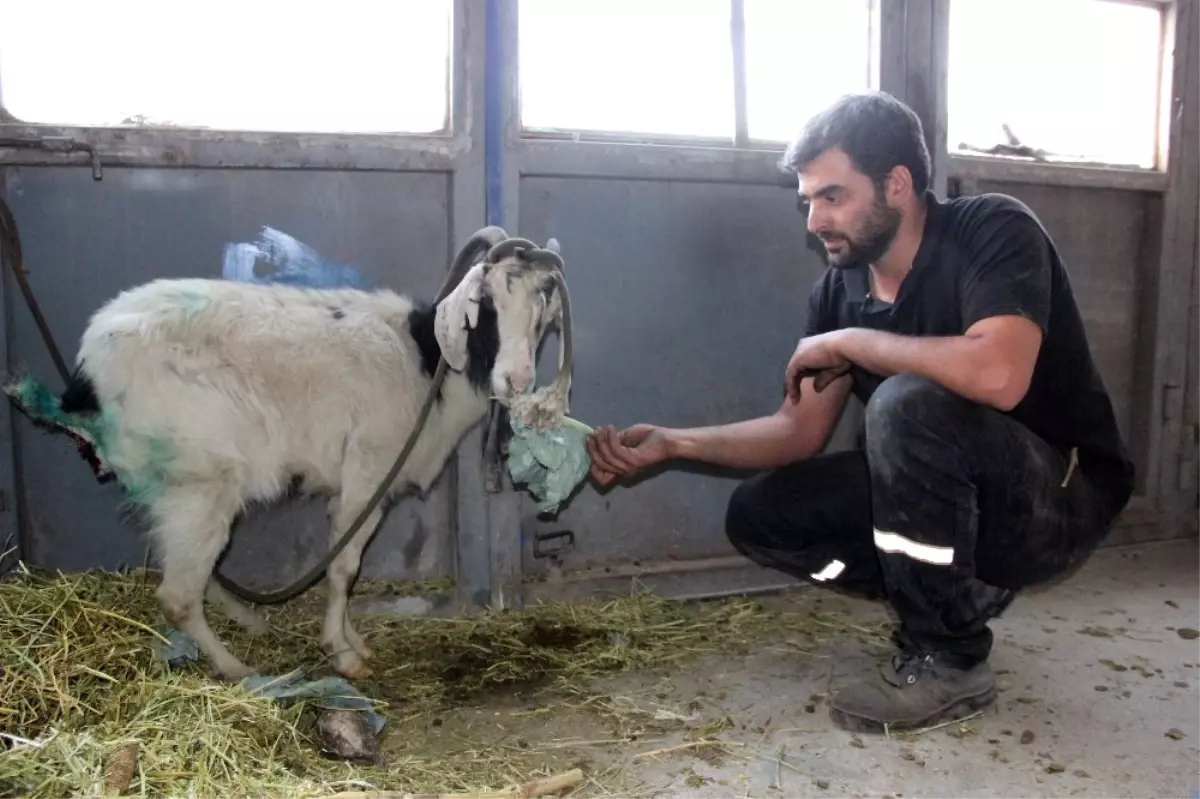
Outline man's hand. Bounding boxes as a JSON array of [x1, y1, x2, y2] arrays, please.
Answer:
[[586, 424, 674, 486], [785, 331, 853, 403]]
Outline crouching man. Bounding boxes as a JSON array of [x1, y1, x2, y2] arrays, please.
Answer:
[[586, 91, 1134, 734]]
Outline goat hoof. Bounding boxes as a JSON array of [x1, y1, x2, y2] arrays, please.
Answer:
[[247, 622, 270, 638], [214, 662, 256, 683], [345, 630, 373, 661], [241, 615, 271, 637], [335, 657, 373, 680]]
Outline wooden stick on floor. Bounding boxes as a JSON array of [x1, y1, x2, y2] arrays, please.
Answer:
[[319, 767, 584, 799]]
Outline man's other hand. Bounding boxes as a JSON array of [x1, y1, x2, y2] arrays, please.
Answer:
[[785, 331, 853, 403]]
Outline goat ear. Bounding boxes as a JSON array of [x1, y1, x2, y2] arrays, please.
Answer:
[[545, 237, 561, 255], [434, 264, 485, 372]]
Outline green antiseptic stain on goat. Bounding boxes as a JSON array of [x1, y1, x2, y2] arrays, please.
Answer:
[[5, 374, 175, 508], [176, 288, 212, 316], [116, 434, 175, 507]]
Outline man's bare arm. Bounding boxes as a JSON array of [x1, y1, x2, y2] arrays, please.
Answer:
[[834, 315, 1042, 411], [665, 372, 853, 469]]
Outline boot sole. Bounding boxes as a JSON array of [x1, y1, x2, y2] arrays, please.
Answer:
[[829, 685, 998, 735]]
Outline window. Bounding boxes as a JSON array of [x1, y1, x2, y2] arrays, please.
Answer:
[[743, 0, 877, 143], [947, 0, 1166, 169], [518, 0, 735, 139], [0, 0, 452, 134], [519, 0, 879, 144]]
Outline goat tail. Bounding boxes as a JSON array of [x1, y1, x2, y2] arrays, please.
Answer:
[[4, 369, 116, 481], [5, 369, 95, 428]]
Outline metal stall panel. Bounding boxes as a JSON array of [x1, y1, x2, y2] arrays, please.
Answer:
[[490, 0, 878, 602], [515, 172, 862, 600], [3, 166, 457, 586], [0, 0, 492, 597]]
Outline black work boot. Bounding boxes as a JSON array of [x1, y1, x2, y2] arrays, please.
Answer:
[[829, 650, 997, 733]]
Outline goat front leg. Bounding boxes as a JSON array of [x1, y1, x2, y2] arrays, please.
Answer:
[[151, 486, 254, 681], [321, 492, 384, 679]]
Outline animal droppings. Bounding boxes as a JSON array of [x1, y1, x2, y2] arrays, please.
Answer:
[[1020, 730, 1036, 745], [1176, 628, 1199, 640], [1078, 626, 1112, 638]]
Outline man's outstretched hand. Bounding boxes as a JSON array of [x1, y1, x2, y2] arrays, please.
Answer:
[[586, 424, 674, 486]]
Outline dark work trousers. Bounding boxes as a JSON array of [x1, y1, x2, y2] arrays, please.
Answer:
[[725, 373, 1124, 665]]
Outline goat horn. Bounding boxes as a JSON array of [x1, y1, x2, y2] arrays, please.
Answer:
[[486, 237, 539, 264], [548, 270, 574, 395], [525, 248, 564, 271], [436, 226, 509, 304]]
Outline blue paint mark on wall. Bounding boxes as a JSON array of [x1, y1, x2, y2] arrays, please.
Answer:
[[221, 227, 373, 290]]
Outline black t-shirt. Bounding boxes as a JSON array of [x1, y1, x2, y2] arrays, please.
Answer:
[[805, 190, 1135, 512]]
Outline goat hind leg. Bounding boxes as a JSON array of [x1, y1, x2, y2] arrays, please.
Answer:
[[205, 577, 270, 636], [152, 487, 254, 681]]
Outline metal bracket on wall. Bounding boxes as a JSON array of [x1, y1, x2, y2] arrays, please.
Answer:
[[0, 136, 103, 181]]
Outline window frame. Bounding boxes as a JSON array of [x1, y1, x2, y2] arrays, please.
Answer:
[[0, 0, 470, 172], [944, 0, 1177, 189], [514, 0, 882, 150], [0, 0, 1181, 192]]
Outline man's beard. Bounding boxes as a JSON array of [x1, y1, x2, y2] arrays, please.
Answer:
[[820, 198, 902, 270]]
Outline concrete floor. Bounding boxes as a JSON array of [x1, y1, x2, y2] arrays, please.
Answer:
[[463, 538, 1199, 798]]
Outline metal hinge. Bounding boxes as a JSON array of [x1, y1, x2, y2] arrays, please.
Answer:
[[1178, 423, 1198, 493], [1162, 380, 1182, 421]]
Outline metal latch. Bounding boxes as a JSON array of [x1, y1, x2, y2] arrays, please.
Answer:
[[533, 529, 574, 559]]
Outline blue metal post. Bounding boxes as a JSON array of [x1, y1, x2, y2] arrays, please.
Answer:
[[484, 0, 505, 228]]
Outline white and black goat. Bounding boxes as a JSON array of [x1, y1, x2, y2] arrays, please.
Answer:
[[18, 227, 572, 680]]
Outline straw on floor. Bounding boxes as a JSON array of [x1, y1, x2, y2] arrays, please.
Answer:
[[0, 564, 893, 798]]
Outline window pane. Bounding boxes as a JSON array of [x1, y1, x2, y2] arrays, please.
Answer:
[[744, 0, 875, 143], [0, 0, 451, 134], [948, 0, 1163, 168], [519, 0, 734, 139]]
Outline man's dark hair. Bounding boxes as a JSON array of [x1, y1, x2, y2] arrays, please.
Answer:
[[780, 91, 932, 195]]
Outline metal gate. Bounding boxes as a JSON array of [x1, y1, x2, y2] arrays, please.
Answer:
[[1, 0, 1195, 610]]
